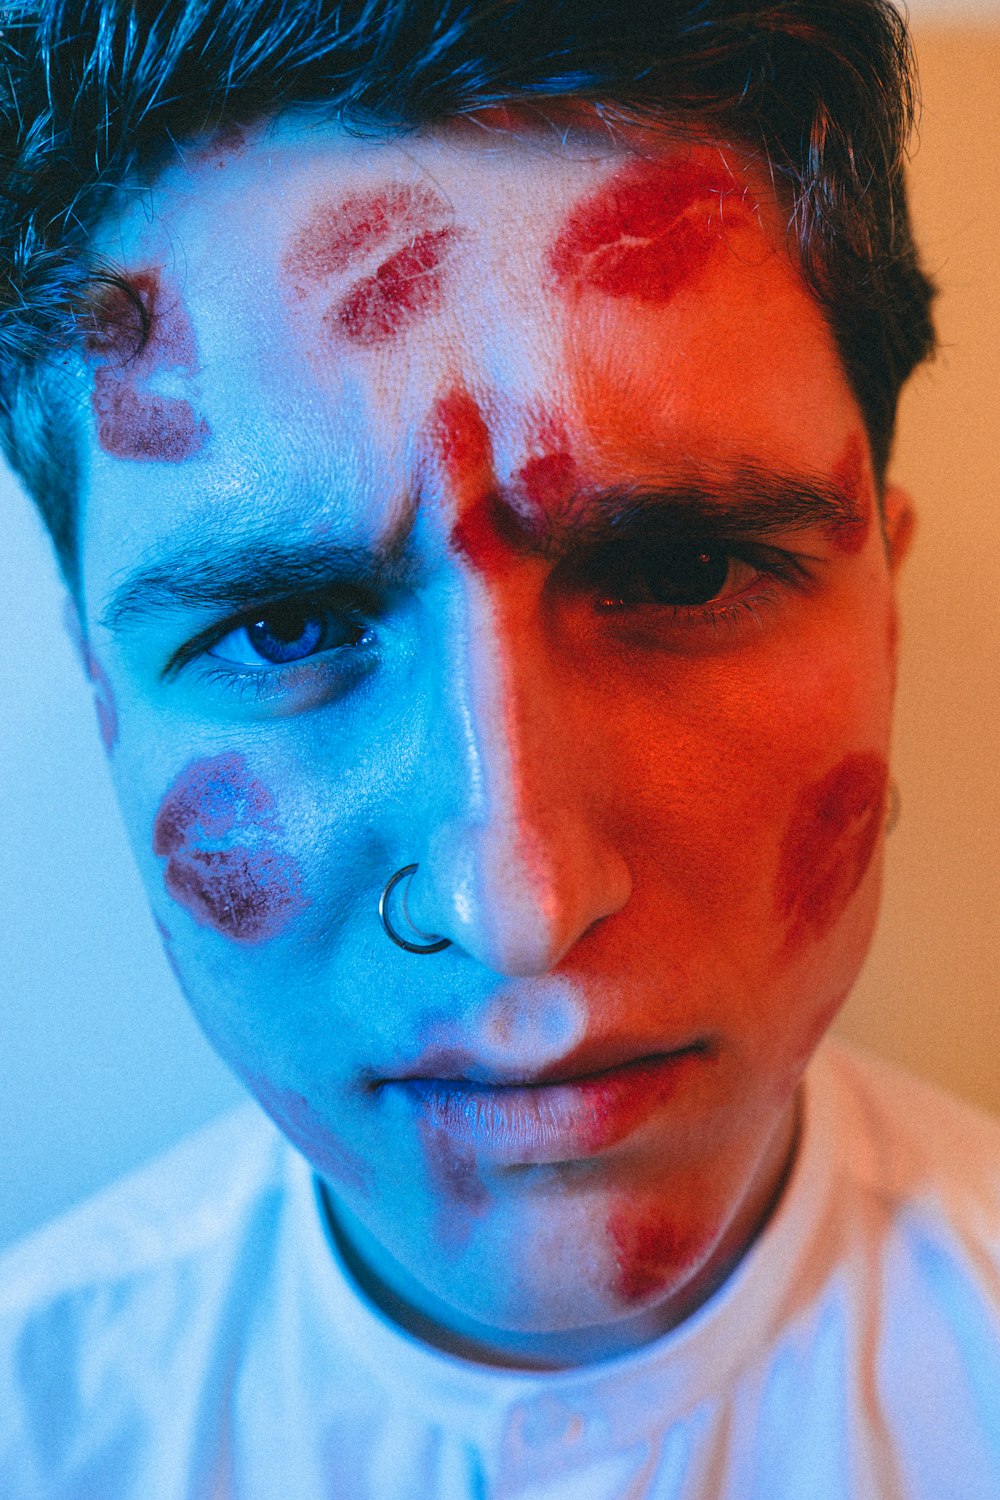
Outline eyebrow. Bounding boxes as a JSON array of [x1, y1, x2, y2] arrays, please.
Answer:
[[99, 460, 867, 635]]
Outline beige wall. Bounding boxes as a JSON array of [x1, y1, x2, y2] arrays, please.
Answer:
[[834, 25, 1000, 1113]]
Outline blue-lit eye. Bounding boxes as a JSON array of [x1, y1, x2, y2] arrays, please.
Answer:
[[208, 604, 367, 667]]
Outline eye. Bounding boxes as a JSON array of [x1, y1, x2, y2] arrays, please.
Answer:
[[208, 602, 368, 667], [597, 541, 747, 608]]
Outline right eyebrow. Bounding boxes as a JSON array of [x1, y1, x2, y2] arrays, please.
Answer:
[[98, 500, 423, 635]]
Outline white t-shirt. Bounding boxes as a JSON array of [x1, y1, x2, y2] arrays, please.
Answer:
[[2, 1038, 1000, 1499]]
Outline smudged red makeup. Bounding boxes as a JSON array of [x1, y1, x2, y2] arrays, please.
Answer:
[[153, 753, 305, 943], [828, 432, 872, 554], [282, 183, 461, 349], [608, 1203, 687, 1305], [86, 269, 210, 462], [247, 1073, 369, 1196], [83, 647, 118, 754], [776, 752, 888, 956], [550, 158, 742, 306]]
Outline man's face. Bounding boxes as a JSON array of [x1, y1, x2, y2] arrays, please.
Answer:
[[76, 115, 905, 1363]]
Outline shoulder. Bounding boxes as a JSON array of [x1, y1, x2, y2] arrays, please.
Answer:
[[810, 1038, 1000, 1350], [817, 1035, 1000, 1217], [0, 1102, 295, 1493], [0, 1102, 287, 1315]]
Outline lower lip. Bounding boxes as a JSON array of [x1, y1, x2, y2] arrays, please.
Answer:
[[393, 1050, 706, 1166]]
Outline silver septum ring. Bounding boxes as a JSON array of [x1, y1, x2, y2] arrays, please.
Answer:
[[378, 863, 452, 954]]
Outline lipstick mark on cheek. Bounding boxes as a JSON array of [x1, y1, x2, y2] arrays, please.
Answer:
[[83, 648, 118, 754], [550, 159, 738, 306], [86, 270, 210, 462], [152, 753, 305, 943], [829, 432, 872, 554], [776, 751, 888, 956]]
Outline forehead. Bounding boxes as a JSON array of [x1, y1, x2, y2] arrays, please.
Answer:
[[79, 115, 856, 591]]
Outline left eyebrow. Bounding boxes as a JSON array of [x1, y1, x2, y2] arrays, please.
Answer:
[[99, 459, 866, 634], [500, 458, 870, 566]]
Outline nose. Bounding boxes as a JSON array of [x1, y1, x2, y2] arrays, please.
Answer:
[[403, 579, 633, 978]]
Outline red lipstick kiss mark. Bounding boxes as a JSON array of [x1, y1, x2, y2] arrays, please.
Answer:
[[86, 269, 210, 462], [777, 752, 888, 955], [153, 753, 305, 944], [417, 1115, 488, 1251], [282, 183, 461, 349], [829, 432, 872, 554], [550, 158, 739, 305], [83, 648, 118, 754], [608, 1201, 685, 1305], [247, 1073, 369, 1196]]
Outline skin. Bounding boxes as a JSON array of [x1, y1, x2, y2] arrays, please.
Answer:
[[70, 112, 913, 1368]]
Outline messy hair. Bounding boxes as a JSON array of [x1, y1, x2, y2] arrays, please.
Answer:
[[0, 0, 935, 597]]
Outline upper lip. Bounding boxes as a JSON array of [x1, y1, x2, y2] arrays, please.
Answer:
[[379, 1039, 712, 1091]]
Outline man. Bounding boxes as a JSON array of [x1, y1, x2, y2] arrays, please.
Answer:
[[2, 0, 999, 1494]]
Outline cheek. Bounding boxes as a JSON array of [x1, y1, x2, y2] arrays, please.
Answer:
[[775, 751, 888, 958], [152, 753, 306, 944]]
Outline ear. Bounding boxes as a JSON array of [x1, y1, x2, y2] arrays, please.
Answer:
[[882, 484, 916, 575]]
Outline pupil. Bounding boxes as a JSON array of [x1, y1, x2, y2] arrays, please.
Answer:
[[646, 545, 730, 606], [247, 609, 323, 663]]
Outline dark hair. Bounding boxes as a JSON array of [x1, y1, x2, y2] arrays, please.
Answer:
[[0, 0, 935, 597]]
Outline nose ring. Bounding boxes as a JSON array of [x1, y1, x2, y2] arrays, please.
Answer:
[[378, 864, 452, 954]]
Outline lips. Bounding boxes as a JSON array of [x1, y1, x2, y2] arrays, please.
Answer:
[[383, 1045, 711, 1167]]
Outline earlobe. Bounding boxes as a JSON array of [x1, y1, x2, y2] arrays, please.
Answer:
[[882, 485, 916, 573]]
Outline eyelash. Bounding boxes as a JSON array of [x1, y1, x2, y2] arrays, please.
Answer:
[[181, 540, 811, 703]]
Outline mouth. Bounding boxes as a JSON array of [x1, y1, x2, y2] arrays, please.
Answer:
[[381, 1043, 713, 1166]]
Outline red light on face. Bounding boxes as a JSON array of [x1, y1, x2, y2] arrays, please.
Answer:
[[828, 431, 873, 555], [776, 752, 888, 957]]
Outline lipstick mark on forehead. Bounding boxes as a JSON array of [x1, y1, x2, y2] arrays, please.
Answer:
[[282, 182, 462, 350], [550, 157, 744, 306], [86, 268, 210, 462], [188, 120, 250, 171], [828, 431, 872, 554], [153, 752, 305, 944], [776, 752, 888, 957]]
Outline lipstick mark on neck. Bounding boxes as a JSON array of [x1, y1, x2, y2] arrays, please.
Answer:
[[549, 157, 743, 306], [153, 753, 305, 943], [86, 268, 210, 462], [282, 183, 461, 349], [829, 432, 872, 554], [776, 752, 888, 956]]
